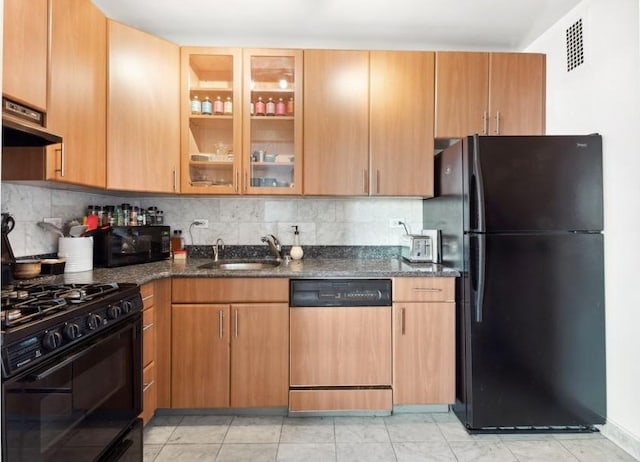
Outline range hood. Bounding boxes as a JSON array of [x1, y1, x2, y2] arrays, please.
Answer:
[[2, 99, 62, 147]]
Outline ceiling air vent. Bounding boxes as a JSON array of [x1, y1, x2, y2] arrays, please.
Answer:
[[566, 18, 584, 72]]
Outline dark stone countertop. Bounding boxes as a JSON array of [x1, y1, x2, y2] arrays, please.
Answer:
[[23, 257, 459, 286]]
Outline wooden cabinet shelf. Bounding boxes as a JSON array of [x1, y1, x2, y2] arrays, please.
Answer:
[[190, 114, 234, 121]]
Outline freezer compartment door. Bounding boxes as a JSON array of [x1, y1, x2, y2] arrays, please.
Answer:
[[467, 135, 603, 232], [464, 232, 605, 429]]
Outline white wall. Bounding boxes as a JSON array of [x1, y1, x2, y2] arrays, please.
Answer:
[[527, 0, 640, 457]]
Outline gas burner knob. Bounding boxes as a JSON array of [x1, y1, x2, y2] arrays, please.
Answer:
[[63, 323, 81, 340], [107, 305, 122, 320], [42, 331, 63, 350], [121, 300, 133, 314], [86, 313, 102, 330]]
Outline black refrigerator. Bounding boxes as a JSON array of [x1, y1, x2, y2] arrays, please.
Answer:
[[423, 135, 606, 432]]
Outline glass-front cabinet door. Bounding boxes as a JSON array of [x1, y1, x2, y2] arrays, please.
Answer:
[[180, 47, 242, 194], [243, 49, 302, 194]]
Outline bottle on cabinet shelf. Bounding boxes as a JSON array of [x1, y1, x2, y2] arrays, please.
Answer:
[[190, 95, 202, 115], [255, 96, 266, 116], [266, 97, 276, 116], [287, 97, 294, 116], [276, 98, 286, 116], [213, 96, 224, 115], [223, 96, 233, 115], [201, 96, 213, 115]]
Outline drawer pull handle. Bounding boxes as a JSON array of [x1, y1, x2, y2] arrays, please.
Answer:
[[413, 287, 442, 292], [142, 323, 154, 331], [143, 380, 155, 392]]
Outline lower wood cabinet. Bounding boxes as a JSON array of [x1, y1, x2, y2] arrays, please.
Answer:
[[392, 277, 456, 405], [171, 278, 289, 409], [140, 278, 171, 425]]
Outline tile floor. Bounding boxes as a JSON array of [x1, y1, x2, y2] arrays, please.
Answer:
[[143, 412, 639, 462]]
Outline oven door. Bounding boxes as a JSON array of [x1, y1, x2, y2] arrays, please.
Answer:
[[2, 316, 142, 462]]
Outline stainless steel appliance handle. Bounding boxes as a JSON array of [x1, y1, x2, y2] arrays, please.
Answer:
[[473, 234, 486, 323], [471, 135, 485, 232]]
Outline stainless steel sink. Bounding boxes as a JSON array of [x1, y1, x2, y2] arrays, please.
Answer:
[[198, 260, 281, 270]]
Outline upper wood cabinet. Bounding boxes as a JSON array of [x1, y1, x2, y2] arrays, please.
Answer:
[[243, 49, 303, 195], [107, 21, 180, 193], [303, 50, 370, 196], [435, 52, 545, 137], [304, 50, 435, 197], [488, 53, 546, 136], [47, 0, 107, 188], [370, 51, 435, 197], [2, 0, 48, 111], [180, 47, 242, 194]]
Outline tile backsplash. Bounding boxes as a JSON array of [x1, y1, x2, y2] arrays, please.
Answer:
[[1, 183, 424, 258]]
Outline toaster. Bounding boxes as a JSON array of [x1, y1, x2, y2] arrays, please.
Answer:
[[400, 229, 441, 263], [400, 234, 433, 262]]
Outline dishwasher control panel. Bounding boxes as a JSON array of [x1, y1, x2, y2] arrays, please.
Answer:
[[289, 279, 392, 307]]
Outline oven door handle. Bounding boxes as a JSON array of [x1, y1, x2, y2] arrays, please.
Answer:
[[27, 329, 119, 382]]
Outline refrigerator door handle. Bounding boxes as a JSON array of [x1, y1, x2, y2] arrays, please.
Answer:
[[470, 135, 485, 232], [472, 234, 486, 323]]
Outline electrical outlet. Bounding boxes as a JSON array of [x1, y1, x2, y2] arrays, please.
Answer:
[[192, 219, 209, 228], [43, 217, 63, 229], [389, 218, 405, 229]]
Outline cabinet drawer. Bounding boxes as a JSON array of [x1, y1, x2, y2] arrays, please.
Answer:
[[392, 278, 455, 302], [172, 278, 288, 303], [142, 362, 156, 424], [140, 282, 154, 309], [143, 307, 155, 367], [289, 389, 392, 412]]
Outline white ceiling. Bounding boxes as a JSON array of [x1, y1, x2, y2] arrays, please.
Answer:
[[91, 0, 581, 51]]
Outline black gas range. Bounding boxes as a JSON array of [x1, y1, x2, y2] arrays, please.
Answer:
[[1, 281, 143, 462], [1, 282, 142, 378]]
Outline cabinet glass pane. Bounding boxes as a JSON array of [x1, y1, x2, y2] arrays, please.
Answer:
[[248, 55, 296, 190], [188, 54, 235, 189]]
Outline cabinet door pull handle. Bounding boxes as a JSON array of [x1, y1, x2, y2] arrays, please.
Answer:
[[172, 167, 177, 192], [142, 322, 154, 331], [401, 307, 406, 336], [244, 170, 248, 193], [142, 294, 154, 302], [218, 310, 224, 338], [143, 380, 155, 392], [54, 144, 65, 177], [495, 111, 501, 135], [482, 111, 488, 135], [234, 309, 239, 337], [363, 169, 369, 194], [376, 170, 381, 194]]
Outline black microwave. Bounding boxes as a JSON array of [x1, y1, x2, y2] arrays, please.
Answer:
[[93, 225, 171, 267]]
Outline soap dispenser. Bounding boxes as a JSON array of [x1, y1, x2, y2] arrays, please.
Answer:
[[290, 225, 304, 260]]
